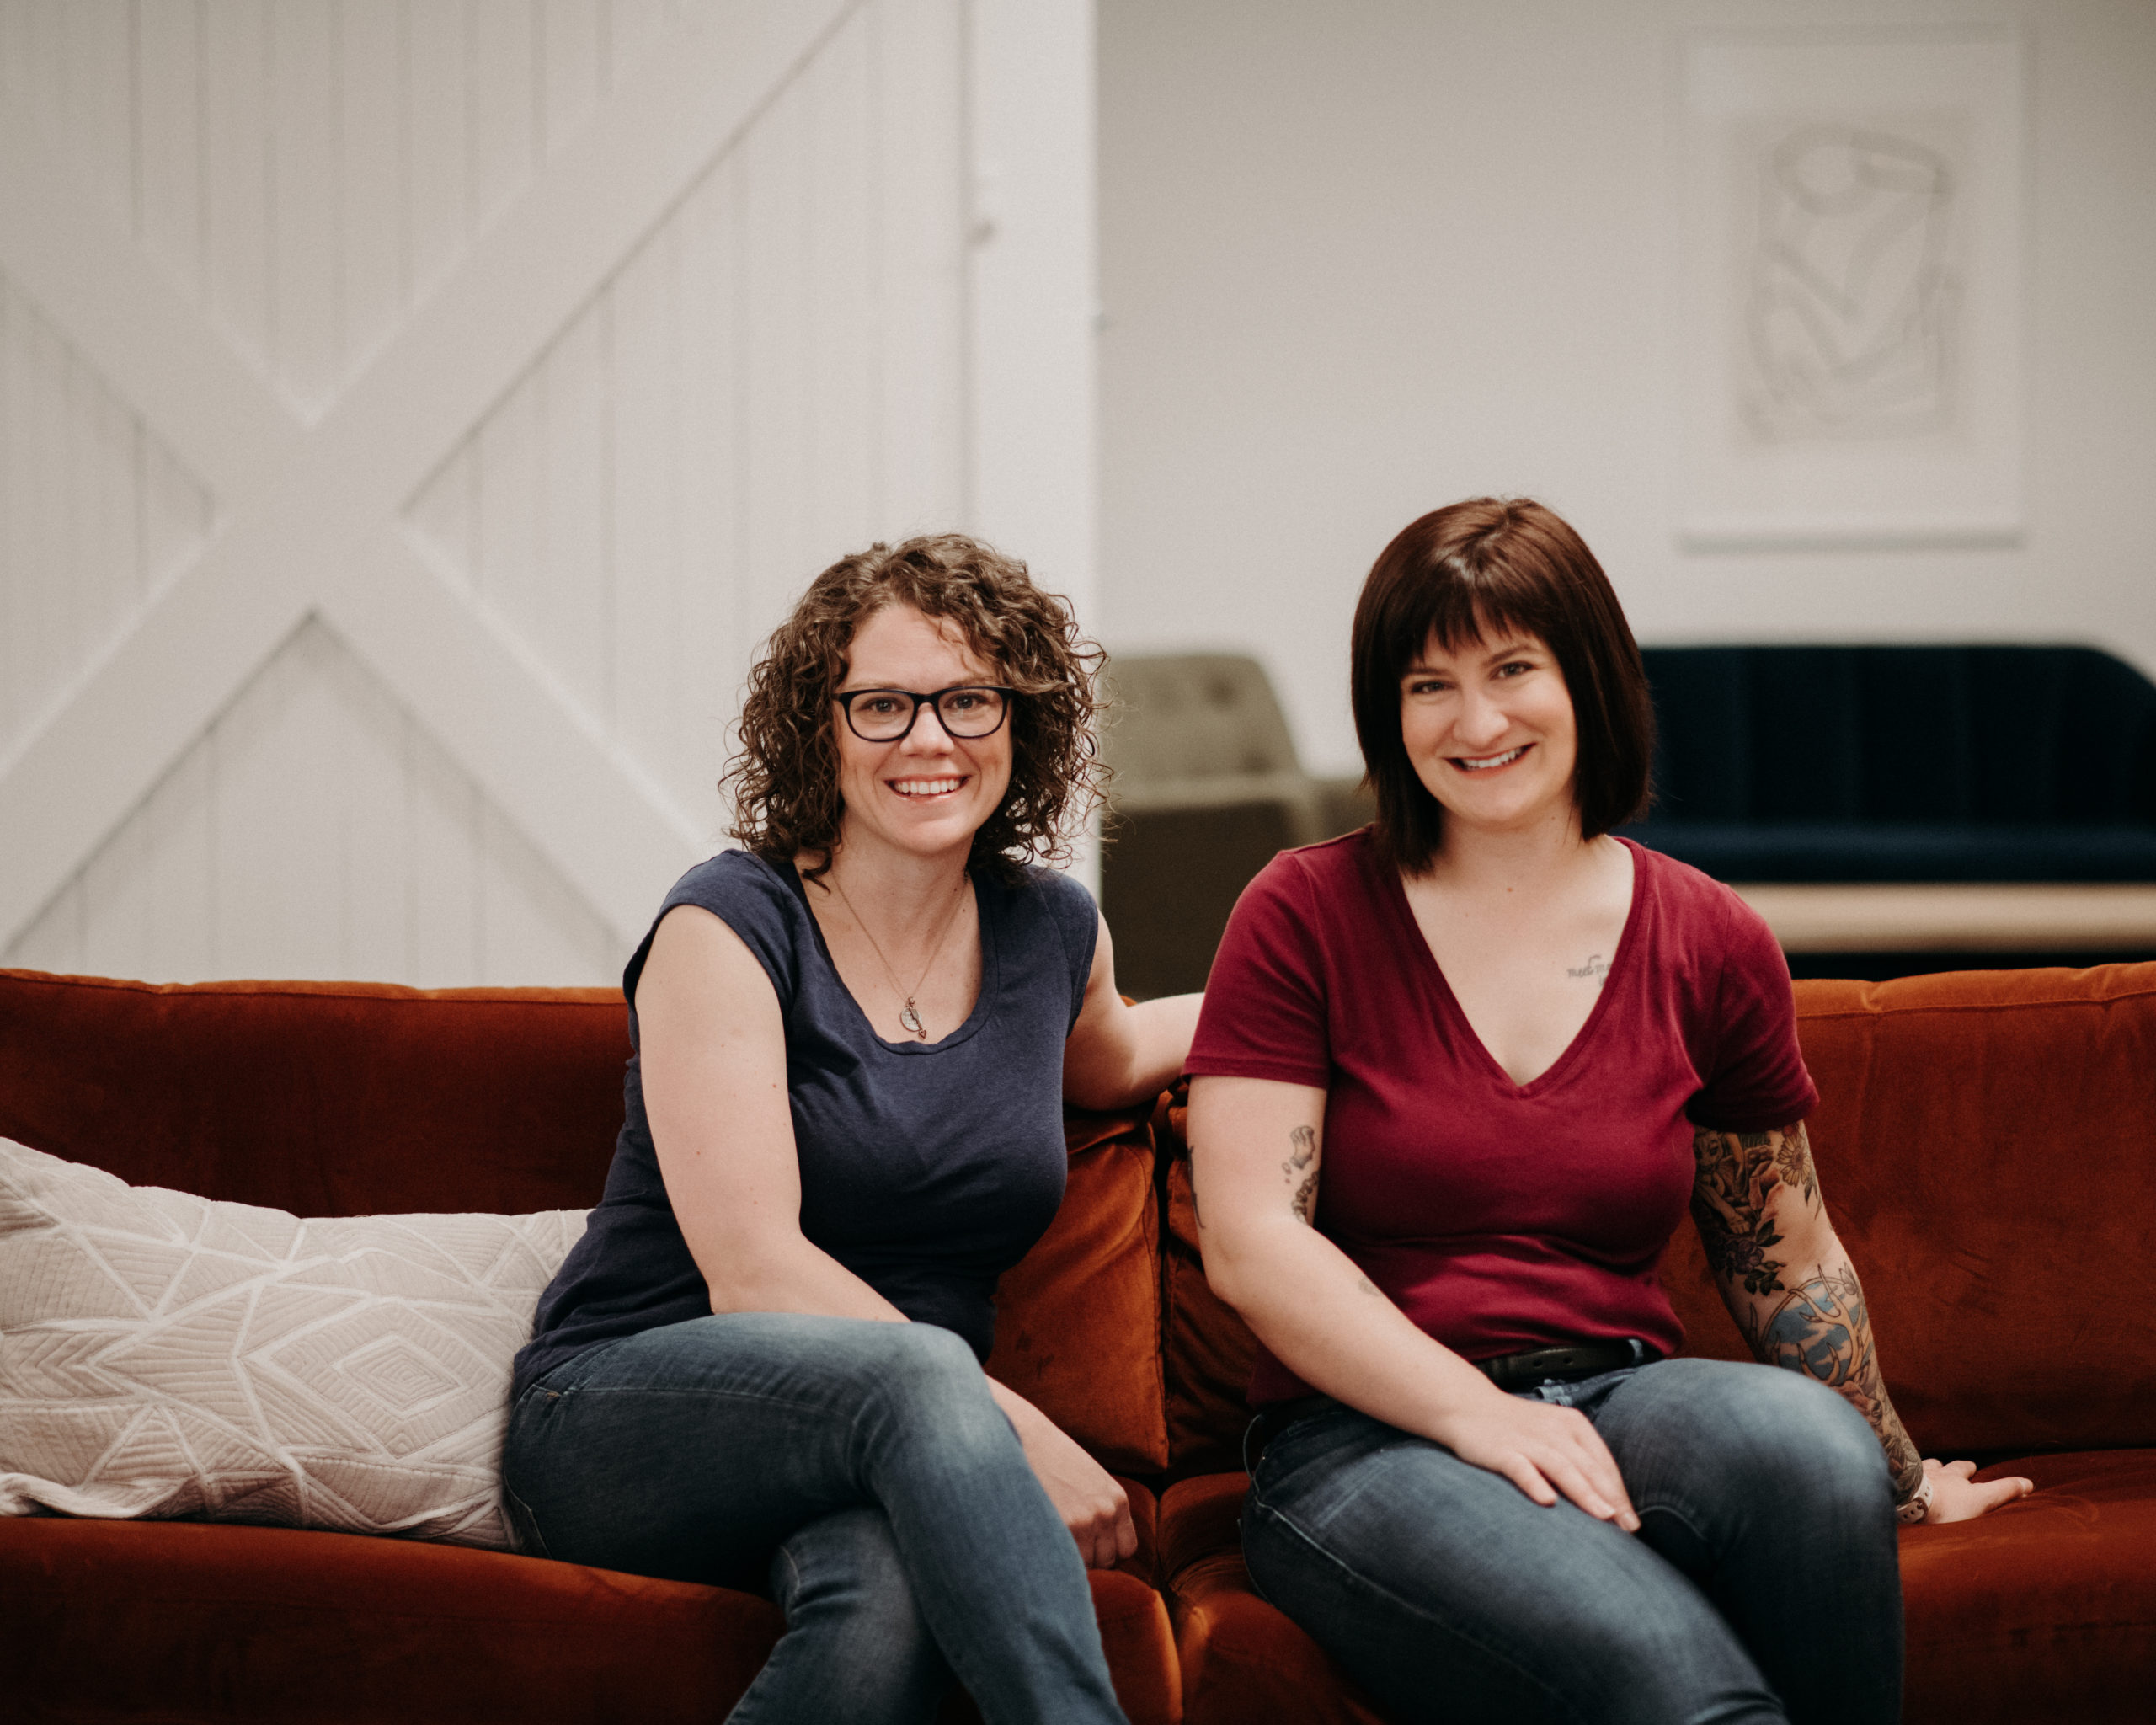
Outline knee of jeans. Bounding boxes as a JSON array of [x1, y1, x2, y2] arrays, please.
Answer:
[[1715, 1366, 1892, 1509], [864, 1322, 986, 1419]]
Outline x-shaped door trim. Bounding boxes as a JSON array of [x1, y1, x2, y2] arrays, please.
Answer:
[[0, 0, 858, 949]]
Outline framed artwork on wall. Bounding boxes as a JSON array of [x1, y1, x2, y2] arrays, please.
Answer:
[[1675, 29, 2026, 550]]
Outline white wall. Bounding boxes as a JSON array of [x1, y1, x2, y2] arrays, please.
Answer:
[[1, 0, 1097, 985], [1098, 0, 2156, 779]]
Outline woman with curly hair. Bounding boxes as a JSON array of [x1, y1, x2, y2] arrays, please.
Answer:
[[506, 536, 1197, 1724]]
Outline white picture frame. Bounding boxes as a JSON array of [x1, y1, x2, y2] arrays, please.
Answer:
[[1675, 29, 2026, 550]]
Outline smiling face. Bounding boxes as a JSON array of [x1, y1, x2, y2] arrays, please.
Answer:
[[831, 602, 1014, 865], [1398, 624, 1581, 841]]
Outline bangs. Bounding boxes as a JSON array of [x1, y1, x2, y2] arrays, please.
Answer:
[[1381, 557, 1560, 678]]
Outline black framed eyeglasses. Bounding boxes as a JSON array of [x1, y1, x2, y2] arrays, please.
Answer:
[[835, 685, 1017, 742]]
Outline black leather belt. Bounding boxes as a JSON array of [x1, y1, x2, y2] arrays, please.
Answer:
[[1474, 1339, 1643, 1391]]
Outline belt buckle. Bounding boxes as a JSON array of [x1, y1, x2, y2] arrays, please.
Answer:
[[1486, 1339, 1639, 1391]]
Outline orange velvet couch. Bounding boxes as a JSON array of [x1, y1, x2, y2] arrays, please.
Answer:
[[4, 961, 2153, 1723], [0, 969, 1177, 1725]]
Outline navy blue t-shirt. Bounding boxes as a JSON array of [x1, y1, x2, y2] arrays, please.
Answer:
[[514, 850, 1098, 1397]]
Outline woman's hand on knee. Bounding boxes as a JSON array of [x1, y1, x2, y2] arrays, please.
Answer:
[[1920, 1456, 2033, 1524], [993, 1381, 1139, 1568], [1435, 1393, 1642, 1534]]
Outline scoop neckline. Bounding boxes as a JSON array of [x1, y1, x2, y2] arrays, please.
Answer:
[[1373, 835, 1645, 1099], [775, 856, 999, 1056]]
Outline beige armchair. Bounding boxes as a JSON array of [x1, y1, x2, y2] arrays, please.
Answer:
[[1099, 654, 1370, 999]]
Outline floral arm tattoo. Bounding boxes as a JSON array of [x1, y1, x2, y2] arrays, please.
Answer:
[[1689, 1123, 1925, 1509], [1283, 1124, 1319, 1225]]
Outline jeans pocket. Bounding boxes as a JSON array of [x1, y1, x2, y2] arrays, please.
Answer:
[[1249, 1402, 1355, 1504]]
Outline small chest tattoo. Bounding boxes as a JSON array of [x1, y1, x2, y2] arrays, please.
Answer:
[[1566, 953, 1609, 982]]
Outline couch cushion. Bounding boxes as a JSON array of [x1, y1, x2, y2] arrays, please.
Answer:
[[987, 1105, 1171, 1472], [1667, 965, 2156, 1458], [0, 1517, 784, 1725], [1901, 1450, 2156, 1725], [1154, 1092, 1262, 1477], [1159, 1471, 1386, 1725], [0, 1138, 584, 1547], [0, 1514, 1182, 1725]]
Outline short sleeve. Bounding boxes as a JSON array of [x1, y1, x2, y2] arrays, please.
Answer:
[[1684, 889, 1818, 1132], [622, 851, 804, 1015], [1026, 865, 1101, 1033], [1186, 853, 1332, 1088]]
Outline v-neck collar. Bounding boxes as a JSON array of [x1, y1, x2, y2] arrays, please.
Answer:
[[1374, 836, 1645, 1098]]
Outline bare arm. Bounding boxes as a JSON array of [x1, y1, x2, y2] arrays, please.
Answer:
[[640, 905, 908, 1323], [1062, 911, 1203, 1111], [1188, 1074, 1639, 1530], [1689, 1121, 2031, 1525], [642, 905, 1134, 1566]]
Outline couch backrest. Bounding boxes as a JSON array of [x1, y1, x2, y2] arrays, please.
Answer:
[[1664, 962, 2156, 1458], [16, 962, 2148, 1471], [1641, 645, 2156, 827], [0, 973, 630, 1216], [0, 969, 1170, 1473], [1159, 963, 2156, 1469]]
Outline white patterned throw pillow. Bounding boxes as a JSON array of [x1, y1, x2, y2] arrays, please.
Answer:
[[0, 1138, 585, 1550]]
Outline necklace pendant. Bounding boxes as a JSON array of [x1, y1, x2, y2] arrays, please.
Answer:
[[900, 1000, 926, 1040]]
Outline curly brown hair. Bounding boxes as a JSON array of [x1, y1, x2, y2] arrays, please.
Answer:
[[723, 534, 1106, 884]]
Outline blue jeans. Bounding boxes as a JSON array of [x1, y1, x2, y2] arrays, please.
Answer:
[[501, 1313, 1128, 1725], [1242, 1357, 1903, 1725]]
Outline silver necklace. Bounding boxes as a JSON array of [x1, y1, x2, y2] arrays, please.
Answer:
[[830, 866, 970, 1041]]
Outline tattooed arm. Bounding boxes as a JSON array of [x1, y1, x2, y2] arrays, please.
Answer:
[[1689, 1121, 2031, 1525], [1187, 1074, 1641, 1530]]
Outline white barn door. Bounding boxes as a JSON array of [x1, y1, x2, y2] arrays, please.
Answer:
[[0, 0, 1095, 986]]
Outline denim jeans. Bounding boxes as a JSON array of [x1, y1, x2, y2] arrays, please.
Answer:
[[1241, 1357, 1903, 1725], [501, 1312, 1128, 1725]]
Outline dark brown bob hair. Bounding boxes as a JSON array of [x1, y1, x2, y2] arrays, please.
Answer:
[[723, 533, 1105, 884], [1351, 497, 1652, 875]]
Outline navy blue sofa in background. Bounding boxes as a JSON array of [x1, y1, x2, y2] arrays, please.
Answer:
[[1100, 645, 2156, 998], [1624, 646, 2156, 884]]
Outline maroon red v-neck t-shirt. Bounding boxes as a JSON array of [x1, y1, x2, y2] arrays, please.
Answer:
[[1187, 831, 1817, 1406]]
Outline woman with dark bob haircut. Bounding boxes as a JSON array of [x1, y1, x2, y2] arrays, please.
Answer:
[[1185, 499, 2028, 1724], [506, 534, 1198, 1723]]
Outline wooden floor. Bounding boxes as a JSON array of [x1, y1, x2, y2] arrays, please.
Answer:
[[1732, 884, 2156, 953]]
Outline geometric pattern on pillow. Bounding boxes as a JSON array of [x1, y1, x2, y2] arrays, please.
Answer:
[[0, 1138, 585, 1550]]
